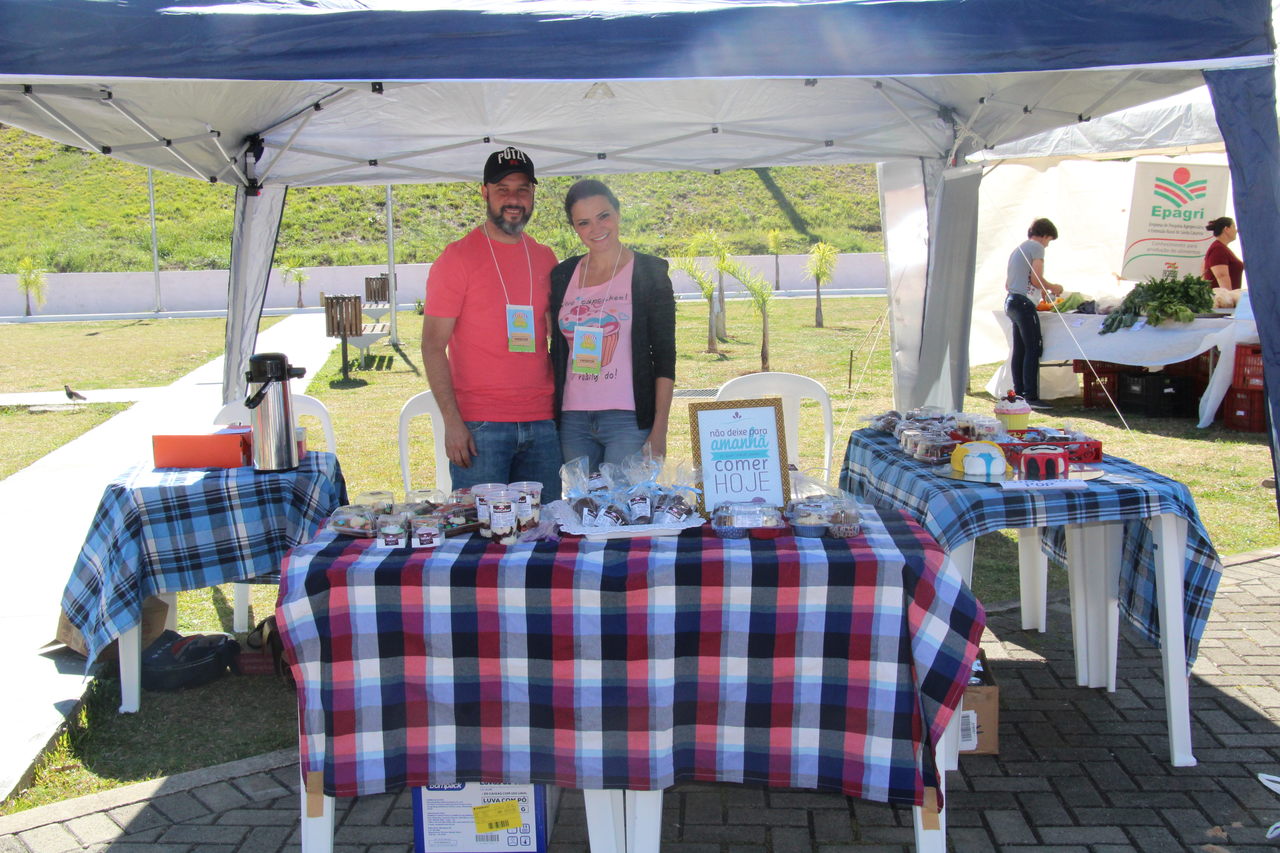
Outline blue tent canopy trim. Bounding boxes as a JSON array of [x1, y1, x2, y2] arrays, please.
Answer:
[[0, 0, 1276, 501]]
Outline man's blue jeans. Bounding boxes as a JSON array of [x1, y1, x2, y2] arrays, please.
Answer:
[[451, 419, 563, 502]]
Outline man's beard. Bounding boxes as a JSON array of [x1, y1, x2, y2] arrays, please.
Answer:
[[489, 203, 531, 237]]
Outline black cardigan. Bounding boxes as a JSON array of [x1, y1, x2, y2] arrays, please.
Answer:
[[548, 251, 677, 431]]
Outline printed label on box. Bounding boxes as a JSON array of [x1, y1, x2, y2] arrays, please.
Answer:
[[413, 784, 547, 853]]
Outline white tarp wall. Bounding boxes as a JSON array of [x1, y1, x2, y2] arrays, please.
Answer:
[[969, 154, 1234, 378]]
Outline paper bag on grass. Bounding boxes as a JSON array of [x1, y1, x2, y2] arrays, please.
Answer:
[[54, 596, 171, 663]]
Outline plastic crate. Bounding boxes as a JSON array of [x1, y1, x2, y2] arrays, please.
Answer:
[[1224, 388, 1267, 432], [999, 438, 1103, 466], [1082, 372, 1117, 408], [1116, 373, 1197, 418], [1232, 344, 1265, 391], [1072, 359, 1144, 375], [1163, 348, 1217, 381]]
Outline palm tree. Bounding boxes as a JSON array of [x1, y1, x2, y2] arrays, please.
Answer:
[[720, 258, 773, 371], [16, 257, 47, 317], [687, 229, 729, 341], [766, 229, 784, 291], [804, 242, 839, 328], [670, 256, 719, 355], [279, 257, 309, 308]]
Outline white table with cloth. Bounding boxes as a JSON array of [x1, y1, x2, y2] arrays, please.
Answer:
[[986, 309, 1259, 426], [277, 507, 985, 853], [61, 452, 346, 712], [841, 429, 1223, 767]]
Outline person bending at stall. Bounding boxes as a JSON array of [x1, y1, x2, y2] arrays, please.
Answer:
[[1004, 217, 1063, 411], [1202, 216, 1244, 290], [549, 179, 676, 472]]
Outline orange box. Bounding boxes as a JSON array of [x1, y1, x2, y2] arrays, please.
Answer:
[[152, 428, 251, 469]]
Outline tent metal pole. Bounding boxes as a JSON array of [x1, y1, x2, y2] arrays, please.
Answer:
[[386, 184, 399, 345], [148, 168, 162, 313]]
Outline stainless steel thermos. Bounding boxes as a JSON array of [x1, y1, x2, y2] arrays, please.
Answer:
[[244, 353, 306, 472]]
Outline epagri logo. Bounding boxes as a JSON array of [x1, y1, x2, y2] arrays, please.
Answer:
[[1150, 166, 1209, 221]]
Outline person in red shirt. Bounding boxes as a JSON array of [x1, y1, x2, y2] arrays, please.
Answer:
[[1202, 216, 1244, 290], [421, 148, 562, 499]]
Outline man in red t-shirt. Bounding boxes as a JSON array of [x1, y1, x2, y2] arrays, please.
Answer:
[[421, 148, 562, 499]]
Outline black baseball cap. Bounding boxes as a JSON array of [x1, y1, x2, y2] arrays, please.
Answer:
[[483, 147, 537, 184]]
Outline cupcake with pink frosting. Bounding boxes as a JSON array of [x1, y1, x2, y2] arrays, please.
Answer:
[[994, 391, 1031, 431]]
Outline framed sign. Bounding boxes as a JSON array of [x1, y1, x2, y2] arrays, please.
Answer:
[[688, 397, 790, 513]]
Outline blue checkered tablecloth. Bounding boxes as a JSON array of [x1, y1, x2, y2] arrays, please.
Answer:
[[278, 506, 985, 806], [62, 452, 346, 666], [840, 429, 1222, 665]]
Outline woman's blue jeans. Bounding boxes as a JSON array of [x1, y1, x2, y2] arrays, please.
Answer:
[[559, 409, 649, 473], [1004, 293, 1044, 400]]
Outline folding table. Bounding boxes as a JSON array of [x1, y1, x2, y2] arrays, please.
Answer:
[[61, 451, 346, 711], [277, 505, 985, 852], [841, 428, 1222, 767]]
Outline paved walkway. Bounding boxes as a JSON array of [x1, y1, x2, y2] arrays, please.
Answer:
[[0, 313, 340, 803], [1, 547, 1278, 852]]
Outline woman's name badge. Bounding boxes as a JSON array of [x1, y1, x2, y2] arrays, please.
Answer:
[[571, 325, 603, 375], [506, 304, 534, 352]]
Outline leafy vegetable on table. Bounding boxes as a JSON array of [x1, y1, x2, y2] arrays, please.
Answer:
[[1099, 272, 1214, 333]]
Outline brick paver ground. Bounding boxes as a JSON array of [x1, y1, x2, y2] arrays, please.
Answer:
[[2, 549, 1278, 852]]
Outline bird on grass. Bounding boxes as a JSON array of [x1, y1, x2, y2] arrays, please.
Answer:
[[64, 385, 87, 402]]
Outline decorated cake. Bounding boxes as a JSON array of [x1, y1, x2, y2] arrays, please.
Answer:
[[950, 441, 1010, 482], [1018, 445, 1070, 480], [994, 391, 1031, 431]]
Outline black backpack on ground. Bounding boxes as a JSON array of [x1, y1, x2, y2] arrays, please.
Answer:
[[140, 629, 240, 691]]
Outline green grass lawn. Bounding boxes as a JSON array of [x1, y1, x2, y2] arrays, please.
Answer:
[[0, 403, 129, 480], [0, 316, 282, 393], [1, 297, 1275, 815]]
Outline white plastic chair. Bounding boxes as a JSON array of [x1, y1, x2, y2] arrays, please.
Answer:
[[213, 394, 336, 454], [213, 394, 336, 632], [398, 390, 452, 496], [714, 372, 835, 482]]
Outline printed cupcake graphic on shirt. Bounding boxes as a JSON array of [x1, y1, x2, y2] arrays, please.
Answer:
[[562, 303, 623, 367]]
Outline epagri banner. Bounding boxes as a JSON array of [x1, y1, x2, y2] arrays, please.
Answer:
[[1121, 161, 1229, 282]]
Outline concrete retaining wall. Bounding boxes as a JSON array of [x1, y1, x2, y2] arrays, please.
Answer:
[[0, 253, 885, 318]]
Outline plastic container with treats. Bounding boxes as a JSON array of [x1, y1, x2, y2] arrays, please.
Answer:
[[898, 428, 924, 455], [826, 500, 862, 538], [914, 435, 959, 464], [354, 490, 395, 516], [376, 512, 409, 548], [410, 513, 443, 548], [329, 505, 375, 537], [711, 500, 785, 539], [486, 489, 518, 545], [448, 487, 475, 506], [406, 488, 446, 507], [471, 482, 507, 538], [508, 481, 543, 531], [785, 498, 833, 537]]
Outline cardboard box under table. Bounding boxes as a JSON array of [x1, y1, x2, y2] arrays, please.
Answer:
[[412, 784, 555, 853], [959, 650, 998, 755]]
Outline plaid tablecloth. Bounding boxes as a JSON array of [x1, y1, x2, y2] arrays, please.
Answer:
[[278, 507, 985, 806], [62, 452, 346, 666], [840, 429, 1222, 665]]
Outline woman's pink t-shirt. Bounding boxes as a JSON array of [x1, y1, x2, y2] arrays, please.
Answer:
[[558, 259, 635, 412]]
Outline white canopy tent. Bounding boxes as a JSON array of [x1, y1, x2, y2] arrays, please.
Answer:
[[1, 0, 1277, 491]]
